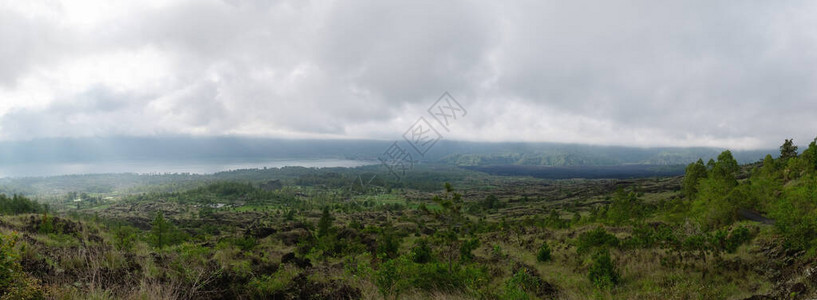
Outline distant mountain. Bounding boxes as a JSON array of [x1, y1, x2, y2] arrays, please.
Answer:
[[0, 136, 773, 168]]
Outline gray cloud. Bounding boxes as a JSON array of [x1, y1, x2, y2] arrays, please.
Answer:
[[1, 0, 816, 148]]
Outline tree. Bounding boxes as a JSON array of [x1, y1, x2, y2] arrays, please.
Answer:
[[149, 211, 185, 249], [606, 188, 646, 225], [711, 150, 739, 186], [780, 138, 799, 161], [484, 195, 499, 209], [410, 238, 433, 263], [459, 237, 480, 263], [536, 241, 552, 262], [691, 150, 744, 229], [683, 159, 708, 199], [588, 248, 619, 289], [113, 225, 141, 251], [317, 206, 333, 238], [801, 138, 817, 171], [425, 183, 473, 272]]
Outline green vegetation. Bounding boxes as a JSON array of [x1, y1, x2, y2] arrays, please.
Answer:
[[1, 137, 816, 299]]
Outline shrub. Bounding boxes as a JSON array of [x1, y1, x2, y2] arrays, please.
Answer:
[[376, 257, 408, 299], [588, 249, 619, 289], [502, 270, 538, 300], [376, 226, 401, 259], [459, 237, 480, 263], [410, 238, 433, 264], [38, 213, 54, 235], [1, 232, 44, 299], [491, 244, 507, 260], [248, 266, 299, 298], [148, 211, 187, 249], [725, 226, 752, 253], [230, 236, 258, 251], [112, 225, 141, 251], [0, 233, 20, 293], [576, 227, 619, 255], [536, 241, 552, 262], [376, 255, 488, 298]]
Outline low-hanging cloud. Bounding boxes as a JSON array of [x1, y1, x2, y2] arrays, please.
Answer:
[[1, 0, 816, 149]]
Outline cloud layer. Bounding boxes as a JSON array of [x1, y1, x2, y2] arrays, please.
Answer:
[[1, 0, 816, 149]]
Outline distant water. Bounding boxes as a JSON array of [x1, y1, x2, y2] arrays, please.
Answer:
[[0, 159, 376, 178]]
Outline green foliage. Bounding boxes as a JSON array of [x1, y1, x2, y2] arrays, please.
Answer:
[[149, 211, 186, 249], [376, 225, 402, 259], [623, 222, 677, 249], [459, 237, 480, 263], [724, 226, 752, 253], [0, 194, 45, 215], [543, 209, 568, 229], [536, 241, 552, 262], [588, 248, 619, 289], [771, 174, 817, 250], [780, 138, 799, 161], [376, 256, 407, 299], [410, 238, 433, 264], [0, 232, 44, 299], [427, 183, 473, 271], [502, 269, 542, 300], [37, 213, 54, 235], [691, 150, 743, 229], [803, 138, 817, 170], [0, 233, 20, 294], [376, 255, 488, 299], [112, 225, 141, 251], [248, 266, 298, 298], [605, 188, 646, 225], [229, 236, 258, 251], [576, 227, 619, 255], [483, 195, 505, 209], [317, 206, 333, 238], [683, 159, 708, 199]]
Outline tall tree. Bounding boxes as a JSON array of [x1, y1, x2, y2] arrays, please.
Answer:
[[711, 150, 739, 190], [150, 211, 170, 248], [423, 182, 472, 272], [780, 138, 798, 161], [317, 206, 333, 238], [801, 138, 817, 170], [683, 159, 708, 199]]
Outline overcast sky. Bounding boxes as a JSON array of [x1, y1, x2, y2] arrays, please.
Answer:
[[1, 0, 816, 149]]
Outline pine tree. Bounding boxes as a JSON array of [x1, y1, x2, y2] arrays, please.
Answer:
[[150, 211, 170, 248], [780, 138, 799, 161], [317, 206, 333, 238]]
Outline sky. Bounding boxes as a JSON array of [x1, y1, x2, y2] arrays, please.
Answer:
[[1, 0, 816, 149]]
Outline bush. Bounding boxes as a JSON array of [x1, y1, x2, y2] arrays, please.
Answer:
[[376, 256, 488, 298], [502, 269, 539, 300], [376, 226, 402, 259], [248, 266, 298, 298], [459, 237, 480, 263], [112, 225, 141, 251], [725, 226, 752, 253], [0, 233, 20, 293], [588, 249, 619, 289], [410, 238, 433, 264], [230, 236, 258, 251], [576, 227, 619, 255], [0, 232, 44, 299], [536, 241, 552, 262]]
